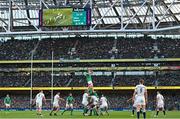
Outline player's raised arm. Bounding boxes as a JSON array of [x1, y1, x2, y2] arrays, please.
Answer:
[[43, 95, 46, 101], [127, 97, 133, 103], [60, 97, 65, 101]]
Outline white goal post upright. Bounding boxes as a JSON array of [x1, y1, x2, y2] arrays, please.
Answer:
[[51, 51, 54, 107], [30, 50, 34, 110]]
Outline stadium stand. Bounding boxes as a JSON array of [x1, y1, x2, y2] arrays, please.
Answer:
[[0, 71, 180, 87], [0, 37, 180, 60]]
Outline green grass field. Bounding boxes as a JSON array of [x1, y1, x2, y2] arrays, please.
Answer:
[[0, 110, 180, 118]]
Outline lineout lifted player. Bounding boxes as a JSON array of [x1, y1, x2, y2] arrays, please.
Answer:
[[84, 68, 100, 116], [85, 68, 94, 94]]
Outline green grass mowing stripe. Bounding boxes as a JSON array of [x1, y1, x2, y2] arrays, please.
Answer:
[[0, 111, 180, 118]]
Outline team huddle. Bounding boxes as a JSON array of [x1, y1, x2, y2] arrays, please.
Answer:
[[3, 69, 166, 119]]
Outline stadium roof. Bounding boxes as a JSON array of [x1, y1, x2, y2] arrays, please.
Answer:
[[0, 0, 180, 35]]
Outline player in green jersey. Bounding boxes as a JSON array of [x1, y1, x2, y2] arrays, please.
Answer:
[[61, 93, 74, 116], [4, 94, 12, 111], [85, 68, 93, 88], [85, 68, 95, 101]]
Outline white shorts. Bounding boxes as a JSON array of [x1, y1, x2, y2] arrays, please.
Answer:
[[88, 81, 93, 87], [66, 103, 73, 108], [82, 101, 88, 106], [100, 104, 108, 109], [91, 96, 98, 105], [36, 101, 42, 108], [133, 103, 137, 107], [157, 102, 164, 109], [53, 102, 59, 107], [93, 101, 98, 105], [136, 96, 146, 106], [5, 104, 10, 107]]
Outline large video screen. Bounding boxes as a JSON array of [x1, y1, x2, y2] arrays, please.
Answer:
[[40, 8, 91, 26]]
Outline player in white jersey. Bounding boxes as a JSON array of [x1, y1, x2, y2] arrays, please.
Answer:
[[87, 91, 99, 116], [127, 94, 138, 116], [82, 90, 89, 115], [154, 91, 166, 117], [49, 92, 64, 116], [133, 79, 147, 119], [100, 95, 109, 116], [34, 90, 46, 116]]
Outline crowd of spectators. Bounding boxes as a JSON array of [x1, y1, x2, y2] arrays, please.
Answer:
[[0, 76, 30, 87], [0, 72, 179, 87], [113, 72, 180, 86], [75, 37, 114, 59], [0, 91, 180, 110], [0, 37, 179, 60], [116, 37, 153, 58], [0, 39, 38, 60]]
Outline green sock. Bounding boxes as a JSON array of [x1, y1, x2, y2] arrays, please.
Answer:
[[83, 108, 86, 113], [93, 108, 97, 115], [71, 109, 73, 115], [90, 110, 92, 115], [100, 108, 103, 114], [84, 107, 88, 113], [62, 110, 66, 115]]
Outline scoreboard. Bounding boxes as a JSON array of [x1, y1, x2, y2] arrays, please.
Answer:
[[72, 9, 87, 25], [40, 8, 91, 27]]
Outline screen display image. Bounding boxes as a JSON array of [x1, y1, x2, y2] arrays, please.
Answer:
[[43, 8, 73, 26], [41, 8, 91, 26]]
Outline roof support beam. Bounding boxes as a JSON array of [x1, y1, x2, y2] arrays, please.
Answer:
[[92, 0, 119, 29], [143, 3, 150, 24], [11, 0, 40, 31], [0, 0, 180, 10], [130, 8, 143, 25], [155, 0, 176, 28], [1, 1, 180, 10], [124, 0, 148, 29], [95, 7, 105, 25], [1, 25, 180, 36], [0, 18, 8, 26], [24, 0, 31, 25], [1, 12, 180, 21], [40, 0, 49, 9], [93, 0, 105, 26], [8, 0, 13, 32], [109, 0, 121, 24], [149, 7, 159, 21], [161, 0, 179, 24], [53, 0, 57, 6]]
